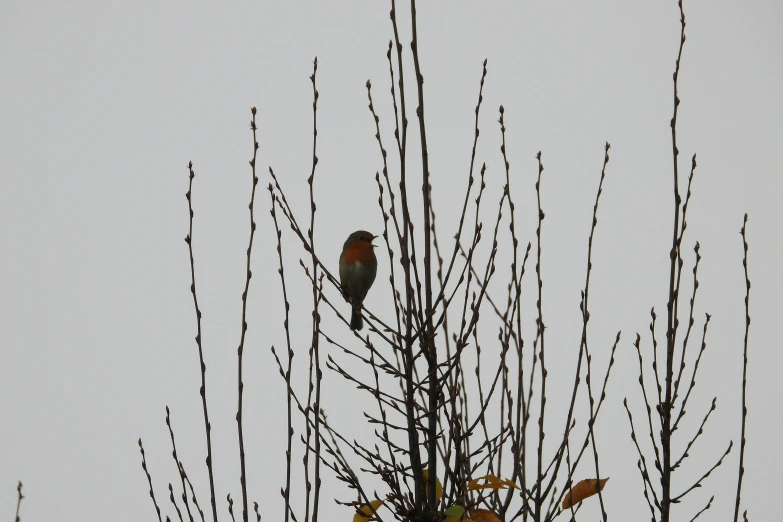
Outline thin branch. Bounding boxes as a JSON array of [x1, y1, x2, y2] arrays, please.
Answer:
[[671, 161, 699, 409], [305, 56, 324, 522], [269, 183, 295, 522], [182, 468, 206, 522], [672, 398, 716, 471], [672, 314, 711, 432], [408, 0, 439, 511], [650, 308, 664, 418], [14, 481, 24, 522], [734, 214, 751, 522], [389, 0, 423, 509], [546, 332, 620, 522], [632, 333, 662, 479], [662, 2, 688, 518], [580, 143, 612, 521], [689, 496, 713, 522], [671, 441, 732, 503], [166, 407, 194, 522], [431, 59, 488, 314], [227, 494, 237, 522], [139, 438, 164, 522], [170, 483, 185, 522], [184, 162, 218, 522], [623, 400, 661, 516], [235, 106, 261, 522], [534, 151, 547, 520]]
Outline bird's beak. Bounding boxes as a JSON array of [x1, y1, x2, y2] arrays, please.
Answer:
[[371, 234, 379, 246]]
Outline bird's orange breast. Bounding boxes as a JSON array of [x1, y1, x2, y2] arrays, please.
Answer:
[[341, 242, 377, 265]]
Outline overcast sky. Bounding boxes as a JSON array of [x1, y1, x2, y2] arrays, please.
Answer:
[[1, 1, 781, 521]]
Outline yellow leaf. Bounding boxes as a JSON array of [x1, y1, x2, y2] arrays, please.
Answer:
[[467, 474, 519, 491], [422, 469, 443, 502], [469, 509, 502, 522], [353, 500, 383, 522], [443, 505, 465, 518], [561, 478, 609, 510]]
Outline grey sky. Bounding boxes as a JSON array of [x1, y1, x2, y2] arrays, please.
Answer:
[[1, 1, 781, 521]]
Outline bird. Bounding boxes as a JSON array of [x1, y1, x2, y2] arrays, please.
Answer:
[[339, 230, 378, 330]]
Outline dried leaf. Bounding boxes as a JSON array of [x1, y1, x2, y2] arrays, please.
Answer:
[[561, 478, 609, 510], [467, 474, 519, 491], [353, 500, 383, 522], [469, 509, 502, 522], [422, 469, 443, 502]]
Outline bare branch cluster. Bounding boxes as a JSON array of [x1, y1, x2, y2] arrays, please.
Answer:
[[135, 2, 753, 522], [622, 3, 752, 522], [262, 3, 620, 519]]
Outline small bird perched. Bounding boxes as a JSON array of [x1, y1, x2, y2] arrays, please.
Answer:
[[339, 230, 378, 330]]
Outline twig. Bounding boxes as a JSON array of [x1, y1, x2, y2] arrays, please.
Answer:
[[496, 104, 517, 513], [183, 468, 206, 522], [389, 0, 424, 510], [581, 144, 613, 521], [622, 400, 661, 516], [632, 334, 662, 479], [166, 406, 195, 522], [650, 308, 664, 419], [662, 2, 688, 519], [170, 483, 185, 522], [671, 441, 732, 503], [671, 163, 699, 409], [139, 438, 164, 522], [367, 80, 404, 340], [534, 151, 547, 520], [431, 59, 488, 314], [689, 496, 713, 522], [672, 314, 711, 432], [14, 481, 24, 522], [269, 183, 295, 522], [546, 332, 620, 522], [672, 397, 716, 471], [305, 56, 323, 522], [227, 494, 237, 522], [235, 106, 261, 522], [407, 0, 439, 509], [734, 214, 751, 522], [184, 162, 218, 522]]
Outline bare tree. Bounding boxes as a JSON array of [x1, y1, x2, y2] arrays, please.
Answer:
[[137, 2, 752, 522]]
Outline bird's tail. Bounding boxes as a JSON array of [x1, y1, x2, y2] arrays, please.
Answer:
[[350, 304, 364, 331]]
